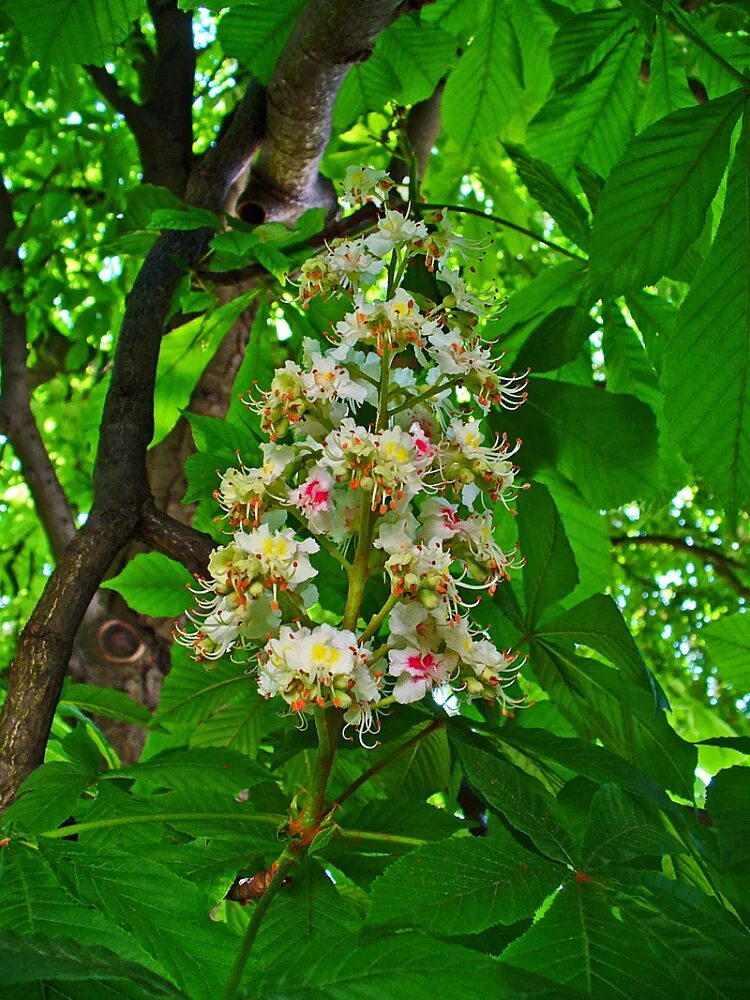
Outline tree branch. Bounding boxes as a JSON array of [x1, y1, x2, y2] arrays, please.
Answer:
[[85, 65, 146, 128], [137, 500, 214, 577], [0, 176, 76, 560], [236, 0, 406, 223], [611, 534, 750, 600]]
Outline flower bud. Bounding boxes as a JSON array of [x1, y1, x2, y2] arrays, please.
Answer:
[[417, 588, 440, 610]]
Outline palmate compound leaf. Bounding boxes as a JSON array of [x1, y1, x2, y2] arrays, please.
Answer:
[[0, 845, 165, 979], [4, 0, 146, 66], [46, 845, 237, 1000], [662, 106, 750, 526], [589, 90, 744, 296], [0, 932, 178, 996], [250, 931, 522, 1000], [366, 835, 563, 936], [501, 882, 681, 999]]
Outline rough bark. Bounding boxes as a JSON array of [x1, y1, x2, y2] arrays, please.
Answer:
[[236, 0, 405, 222]]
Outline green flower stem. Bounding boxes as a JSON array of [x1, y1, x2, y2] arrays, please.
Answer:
[[40, 811, 286, 839], [223, 849, 297, 1000], [325, 717, 444, 814], [224, 709, 345, 997], [298, 707, 345, 829], [368, 642, 389, 666], [359, 593, 399, 644], [336, 826, 426, 848]]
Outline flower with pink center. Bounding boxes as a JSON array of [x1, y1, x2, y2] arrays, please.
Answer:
[[388, 646, 458, 703]]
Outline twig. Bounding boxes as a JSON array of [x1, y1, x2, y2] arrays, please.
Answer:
[[326, 717, 444, 813], [416, 202, 587, 261], [611, 534, 750, 600]]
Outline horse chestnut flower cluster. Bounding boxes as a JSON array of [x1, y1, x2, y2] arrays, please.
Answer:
[[177, 165, 528, 743]]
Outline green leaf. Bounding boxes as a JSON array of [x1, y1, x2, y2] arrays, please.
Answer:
[[189, 689, 282, 758], [531, 642, 696, 798], [662, 110, 750, 526], [333, 52, 401, 128], [60, 681, 153, 728], [155, 648, 249, 727], [254, 859, 361, 969], [333, 798, 465, 852], [251, 932, 517, 999], [151, 290, 258, 446], [100, 551, 193, 618], [548, 8, 632, 84], [504, 143, 591, 249], [528, 30, 643, 180], [601, 306, 661, 410], [4, 0, 146, 66], [0, 932, 177, 995], [149, 207, 220, 231], [441, 0, 522, 151], [706, 765, 750, 865], [496, 727, 670, 807], [0, 845, 163, 976], [703, 612, 750, 690], [517, 483, 578, 624], [2, 762, 91, 835], [639, 20, 696, 128], [500, 378, 661, 508], [502, 882, 679, 998], [589, 91, 743, 296], [612, 870, 750, 999], [379, 17, 457, 106], [536, 594, 651, 688], [376, 723, 452, 800], [50, 846, 236, 1000], [218, 0, 306, 85], [367, 835, 563, 935], [102, 747, 268, 795], [455, 736, 574, 863], [581, 784, 681, 868], [535, 471, 612, 605]]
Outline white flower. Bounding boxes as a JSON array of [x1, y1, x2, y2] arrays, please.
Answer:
[[426, 328, 491, 376], [301, 351, 368, 406], [365, 209, 428, 257], [342, 165, 393, 208], [286, 623, 358, 683], [374, 509, 418, 555], [439, 267, 488, 315], [327, 238, 383, 287], [418, 497, 461, 540], [388, 647, 457, 703], [235, 523, 319, 603], [288, 466, 335, 533]]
